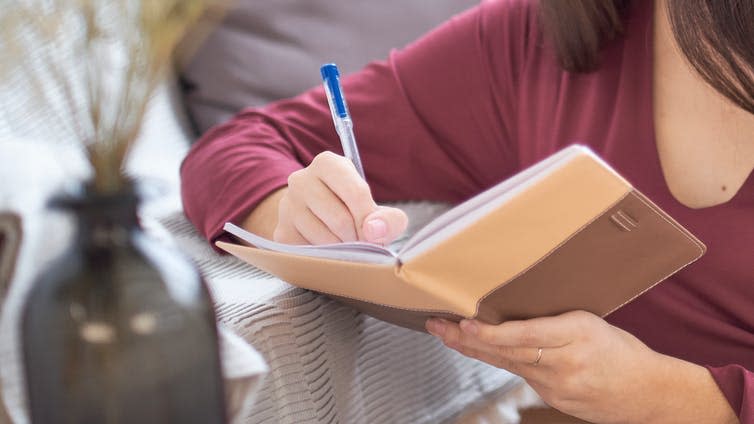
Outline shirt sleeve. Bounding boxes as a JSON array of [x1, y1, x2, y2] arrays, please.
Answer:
[[706, 364, 754, 422], [180, 0, 533, 244]]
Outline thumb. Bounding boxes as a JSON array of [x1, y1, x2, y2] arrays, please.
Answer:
[[361, 206, 409, 245]]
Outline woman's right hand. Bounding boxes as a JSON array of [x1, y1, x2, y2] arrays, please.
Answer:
[[244, 151, 409, 246]]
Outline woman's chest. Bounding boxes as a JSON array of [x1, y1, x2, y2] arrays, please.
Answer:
[[653, 64, 754, 209], [652, 0, 754, 209]]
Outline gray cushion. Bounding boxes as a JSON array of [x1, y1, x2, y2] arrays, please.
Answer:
[[181, 0, 479, 134]]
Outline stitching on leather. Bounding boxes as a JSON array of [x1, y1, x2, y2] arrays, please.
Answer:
[[474, 189, 706, 319], [602, 191, 707, 316]]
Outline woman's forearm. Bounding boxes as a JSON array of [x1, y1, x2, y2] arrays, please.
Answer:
[[646, 354, 738, 424]]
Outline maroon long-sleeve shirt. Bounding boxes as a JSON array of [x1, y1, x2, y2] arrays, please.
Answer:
[[181, 0, 754, 419]]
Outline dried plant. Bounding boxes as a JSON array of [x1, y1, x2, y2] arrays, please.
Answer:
[[0, 0, 221, 193]]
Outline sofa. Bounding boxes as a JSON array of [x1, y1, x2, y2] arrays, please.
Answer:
[[0, 1, 547, 422]]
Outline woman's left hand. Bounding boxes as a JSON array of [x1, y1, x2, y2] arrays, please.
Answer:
[[426, 311, 675, 423]]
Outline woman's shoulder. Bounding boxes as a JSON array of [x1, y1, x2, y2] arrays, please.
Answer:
[[469, 0, 549, 93], [475, 0, 548, 68], [481, 0, 539, 18], [478, 0, 542, 41]]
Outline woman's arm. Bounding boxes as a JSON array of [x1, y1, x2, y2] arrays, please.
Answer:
[[180, 1, 527, 246], [425, 312, 739, 423]]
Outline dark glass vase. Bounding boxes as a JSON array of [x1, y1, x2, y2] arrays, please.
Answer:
[[21, 182, 227, 424]]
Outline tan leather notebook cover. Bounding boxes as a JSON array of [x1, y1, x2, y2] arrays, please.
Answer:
[[217, 146, 705, 332]]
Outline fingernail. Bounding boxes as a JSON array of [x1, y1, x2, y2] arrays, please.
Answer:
[[426, 319, 446, 337], [365, 219, 387, 241], [460, 320, 478, 335]]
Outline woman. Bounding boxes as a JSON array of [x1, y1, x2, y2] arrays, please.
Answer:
[[181, 0, 753, 422]]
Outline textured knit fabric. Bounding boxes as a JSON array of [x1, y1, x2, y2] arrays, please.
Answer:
[[180, 0, 754, 420]]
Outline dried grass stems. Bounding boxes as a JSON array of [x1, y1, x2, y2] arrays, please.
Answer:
[[0, 0, 213, 193]]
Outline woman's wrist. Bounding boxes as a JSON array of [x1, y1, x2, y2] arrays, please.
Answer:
[[643, 353, 738, 424], [240, 187, 287, 239]]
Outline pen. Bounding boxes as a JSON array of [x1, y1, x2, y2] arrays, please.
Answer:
[[320, 63, 365, 179]]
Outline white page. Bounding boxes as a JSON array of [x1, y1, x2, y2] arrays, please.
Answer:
[[223, 223, 397, 264]]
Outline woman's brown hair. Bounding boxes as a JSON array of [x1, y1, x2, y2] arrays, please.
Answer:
[[540, 0, 754, 115]]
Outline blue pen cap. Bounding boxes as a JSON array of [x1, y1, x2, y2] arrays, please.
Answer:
[[320, 63, 348, 118]]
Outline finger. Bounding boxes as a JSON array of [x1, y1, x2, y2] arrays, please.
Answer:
[[432, 330, 549, 380], [311, 153, 378, 239], [429, 319, 550, 366], [362, 206, 409, 245], [428, 318, 497, 355], [305, 178, 358, 242], [273, 196, 312, 244], [464, 346, 550, 379], [293, 207, 342, 245], [461, 312, 593, 348], [286, 163, 358, 242], [273, 224, 310, 245]]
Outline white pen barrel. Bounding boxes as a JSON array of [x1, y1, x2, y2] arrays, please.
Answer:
[[336, 118, 365, 178]]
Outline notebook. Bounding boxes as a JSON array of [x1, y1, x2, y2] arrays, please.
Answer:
[[217, 145, 705, 332]]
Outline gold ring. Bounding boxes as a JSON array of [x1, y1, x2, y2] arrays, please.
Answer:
[[531, 347, 543, 366]]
